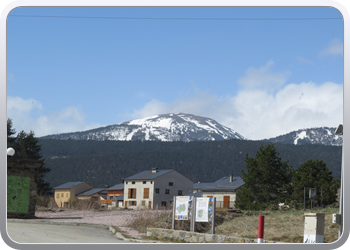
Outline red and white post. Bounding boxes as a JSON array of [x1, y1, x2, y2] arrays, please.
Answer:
[[258, 215, 265, 243]]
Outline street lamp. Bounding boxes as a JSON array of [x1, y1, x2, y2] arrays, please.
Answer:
[[335, 124, 343, 239], [7, 147, 15, 156]]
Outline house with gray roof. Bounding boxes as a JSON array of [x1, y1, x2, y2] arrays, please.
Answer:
[[123, 168, 193, 209], [76, 188, 107, 202], [104, 183, 125, 208], [192, 174, 244, 209], [54, 182, 93, 208]]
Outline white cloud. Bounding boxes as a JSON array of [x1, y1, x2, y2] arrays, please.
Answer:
[[7, 96, 102, 137], [131, 61, 342, 140], [130, 82, 342, 140], [237, 60, 291, 91], [320, 39, 343, 56]]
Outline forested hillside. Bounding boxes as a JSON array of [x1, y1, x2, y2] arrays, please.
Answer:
[[39, 139, 342, 189]]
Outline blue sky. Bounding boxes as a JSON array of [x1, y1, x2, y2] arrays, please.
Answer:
[[6, 7, 343, 140]]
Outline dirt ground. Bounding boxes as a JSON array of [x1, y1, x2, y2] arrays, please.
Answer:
[[7, 208, 167, 239]]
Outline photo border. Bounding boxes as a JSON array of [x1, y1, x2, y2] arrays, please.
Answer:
[[1, 0, 349, 249]]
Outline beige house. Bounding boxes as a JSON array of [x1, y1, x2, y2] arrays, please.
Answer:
[[192, 174, 244, 209], [124, 168, 193, 209], [54, 182, 93, 207]]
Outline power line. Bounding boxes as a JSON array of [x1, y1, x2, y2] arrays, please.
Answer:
[[8, 15, 342, 21]]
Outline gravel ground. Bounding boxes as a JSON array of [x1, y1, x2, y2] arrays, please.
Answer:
[[7, 209, 167, 239]]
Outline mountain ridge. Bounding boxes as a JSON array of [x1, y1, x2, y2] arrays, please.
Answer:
[[39, 113, 342, 146], [40, 113, 245, 142]]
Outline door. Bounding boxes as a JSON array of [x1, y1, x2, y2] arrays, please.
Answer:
[[224, 196, 230, 209]]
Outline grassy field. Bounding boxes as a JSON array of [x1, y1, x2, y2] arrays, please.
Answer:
[[127, 207, 341, 243]]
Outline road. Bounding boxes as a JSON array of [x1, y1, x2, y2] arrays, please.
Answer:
[[6, 221, 136, 244]]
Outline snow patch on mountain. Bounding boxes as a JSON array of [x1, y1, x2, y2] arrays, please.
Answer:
[[267, 127, 342, 146], [40, 113, 245, 142]]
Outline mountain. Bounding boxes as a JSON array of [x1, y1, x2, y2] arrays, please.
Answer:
[[40, 113, 245, 142], [265, 127, 342, 146]]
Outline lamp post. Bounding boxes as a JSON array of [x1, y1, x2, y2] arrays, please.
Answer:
[[7, 147, 15, 156], [335, 124, 343, 238]]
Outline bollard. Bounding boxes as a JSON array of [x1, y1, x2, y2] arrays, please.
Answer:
[[258, 215, 264, 243], [303, 213, 325, 243]]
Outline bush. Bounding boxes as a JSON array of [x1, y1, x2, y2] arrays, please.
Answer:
[[67, 198, 100, 210], [265, 204, 279, 211], [36, 195, 51, 208]]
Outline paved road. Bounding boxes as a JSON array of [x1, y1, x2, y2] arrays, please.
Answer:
[[6, 221, 136, 243]]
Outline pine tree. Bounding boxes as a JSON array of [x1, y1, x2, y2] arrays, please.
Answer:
[[292, 159, 340, 207], [235, 144, 293, 210], [7, 119, 53, 195]]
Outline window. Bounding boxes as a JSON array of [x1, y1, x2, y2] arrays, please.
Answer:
[[126, 182, 128, 184], [165, 189, 170, 194], [155, 188, 159, 194], [61, 193, 64, 197], [132, 181, 135, 184], [128, 188, 136, 199], [142, 200, 146, 206], [143, 181, 146, 184], [143, 188, 149, 198], [56, 193, 59, 198], [66, 193, 69, 198], [161, 201, 167, 207], [130, 201, 137, 206], [169, 182, 173, 186], [151, 181, 153, 184], [178, 190, 182, 195]]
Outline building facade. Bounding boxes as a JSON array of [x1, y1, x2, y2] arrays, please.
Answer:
[[192, 174, 244, 209], [124, 168, 193, 209], [54, 182, 93, 208]]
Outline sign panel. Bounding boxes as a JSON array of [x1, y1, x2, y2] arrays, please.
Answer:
[[175, 196, 189, 220], [309, 188, 317, 199], [196, 197, 209, 222], [209, 197, 214, 222]]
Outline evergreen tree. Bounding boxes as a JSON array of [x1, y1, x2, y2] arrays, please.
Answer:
[[7, 119, 53, 195], [235, 144, 293, 210], [292, 159, 340, 207]]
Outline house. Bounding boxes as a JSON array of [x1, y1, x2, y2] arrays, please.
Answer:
[[192, 174, 244, 209], [104, 184, 124, 208], [107, 183, 124, 199], [54, 182, 93, 208], [123, 168, 193, 209], [76, 188, 107, 202]]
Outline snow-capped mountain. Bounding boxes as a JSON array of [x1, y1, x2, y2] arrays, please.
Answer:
[[40, 113, 245, 142], [265, 127, 342, 146]]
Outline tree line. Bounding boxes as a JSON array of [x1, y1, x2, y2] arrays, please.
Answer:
[[7, 119, 52, 195], [235, 144, 340, 210]]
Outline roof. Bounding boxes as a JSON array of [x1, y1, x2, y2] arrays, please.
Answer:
[[107, 183, 124, 190], [76, 188, 107, 196], [99, 193, 108, 199], [193, 176, 244, 191], [124, 169, 174, 180], [54, 182, 89, 189], [183, 191, 203, 197], [115, 195, 124, 200]]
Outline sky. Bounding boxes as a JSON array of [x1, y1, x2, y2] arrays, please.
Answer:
[[6, 6, 344, 140]]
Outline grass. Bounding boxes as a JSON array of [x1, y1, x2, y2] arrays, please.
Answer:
[[126, 207, 340, 243], [214, 207, 340, 243]]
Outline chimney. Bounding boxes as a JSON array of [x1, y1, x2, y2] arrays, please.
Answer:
[[230, 174, 233, 182], [152, 168, 158, 173]]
